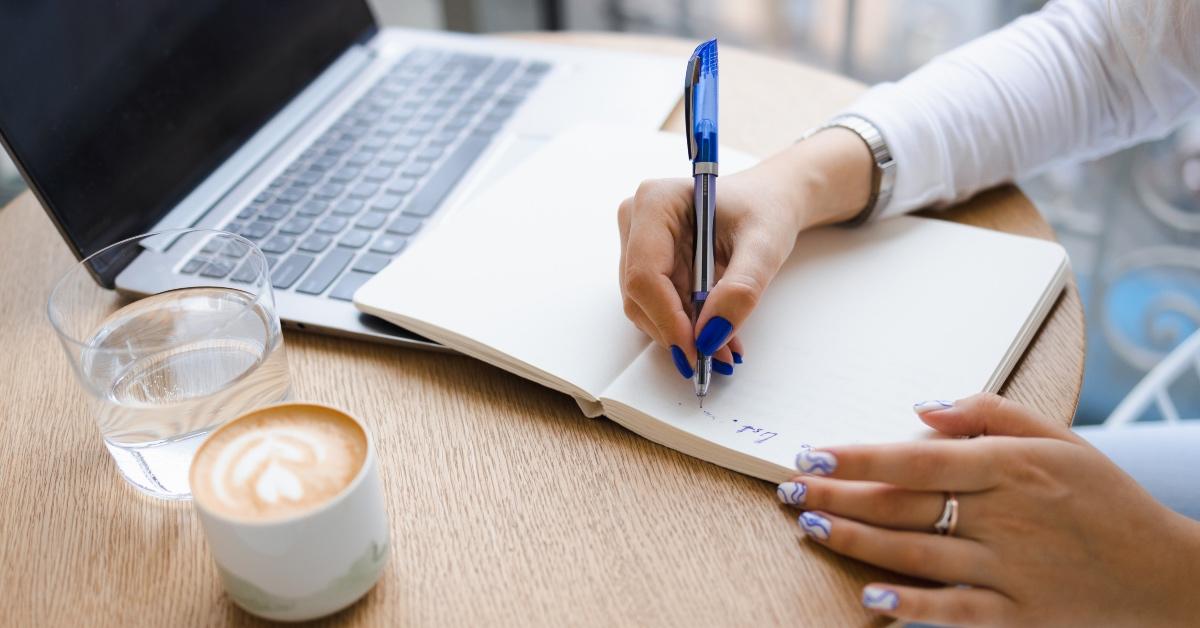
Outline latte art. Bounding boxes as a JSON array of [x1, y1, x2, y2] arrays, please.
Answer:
[[191, 404, 368, 521]]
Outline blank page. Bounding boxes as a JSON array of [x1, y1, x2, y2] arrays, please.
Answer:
[[600, 217, 1068, 481], [354, 125, 756, 400]]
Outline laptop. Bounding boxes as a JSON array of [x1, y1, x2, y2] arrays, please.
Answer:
[[0, 1, 680, 349]]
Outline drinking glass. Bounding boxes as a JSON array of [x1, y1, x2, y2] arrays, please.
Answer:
[[47, 229, 291, 500]]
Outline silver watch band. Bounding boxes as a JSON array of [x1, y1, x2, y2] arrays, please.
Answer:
[[801, 114, 896, 226]]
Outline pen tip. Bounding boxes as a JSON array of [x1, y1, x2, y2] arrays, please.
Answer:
[[699, 397, 704, 408]]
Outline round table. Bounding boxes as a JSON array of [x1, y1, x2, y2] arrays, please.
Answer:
[[0, 33, 1083, 627]]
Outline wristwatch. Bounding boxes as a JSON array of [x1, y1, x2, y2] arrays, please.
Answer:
[[801, 114, 896, 226]]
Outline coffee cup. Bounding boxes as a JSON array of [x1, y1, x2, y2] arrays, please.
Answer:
[[190, 402, 390, 621]]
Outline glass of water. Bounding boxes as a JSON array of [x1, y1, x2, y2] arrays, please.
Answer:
[[47, 229, 291, 500]]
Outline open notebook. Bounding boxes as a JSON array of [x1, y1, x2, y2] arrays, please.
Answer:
[[355, 125, 1069, 483]]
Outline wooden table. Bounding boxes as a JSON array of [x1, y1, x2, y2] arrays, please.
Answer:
[[0, 33, 1083, 627]]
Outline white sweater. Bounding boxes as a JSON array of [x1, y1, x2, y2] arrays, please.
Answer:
[[847, 0, 1200, 218]]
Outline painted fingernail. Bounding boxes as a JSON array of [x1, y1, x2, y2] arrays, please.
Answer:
[[798, 512, 831, 541], [795, 450, 837, 476], [913, 399, 955, 414], [670, 345, 694, 379], [695, 316, 733, 356], [732, 351, 743, 364], [776, 481, 807, 505], [713, 359, 734, 375], [861, 586, 899, 611]]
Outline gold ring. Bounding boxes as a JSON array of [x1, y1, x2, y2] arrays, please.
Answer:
[[933, 492, 959, 536]]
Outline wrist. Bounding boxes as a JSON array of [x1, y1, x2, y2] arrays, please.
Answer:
[[759, 127, 876, 231]]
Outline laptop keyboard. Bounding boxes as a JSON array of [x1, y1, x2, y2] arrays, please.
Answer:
[[181, 48, 550, 300]]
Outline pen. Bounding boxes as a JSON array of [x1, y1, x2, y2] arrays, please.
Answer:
[[684, 38, 718, 406]]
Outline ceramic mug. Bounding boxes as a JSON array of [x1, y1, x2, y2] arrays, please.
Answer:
[[190, 403, 390, 621]]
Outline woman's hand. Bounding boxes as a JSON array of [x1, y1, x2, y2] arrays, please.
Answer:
[[617, 128, 874, 378], [779, 393, 1200, 627]]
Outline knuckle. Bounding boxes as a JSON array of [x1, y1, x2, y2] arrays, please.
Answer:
[[895, 541, 931, 571], [622, 298, 641, 321], [624, 266, 659, 298], [944, 594, 984, 625], [716, 276, 763, 311], [870, 486, 908, 522], [617, 197, 633, 221]]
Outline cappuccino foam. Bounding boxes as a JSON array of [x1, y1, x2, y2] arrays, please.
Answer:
[[191, 404, 367, 521]]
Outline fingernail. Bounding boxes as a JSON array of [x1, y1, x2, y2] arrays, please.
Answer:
[[732, 351, 743, 364], [695, 316, 733, 356], [861, 586, 899, 611], [795, 450, 837, 476], [669, 345, 694, 379], [913, 399, 954, 414], [798, 512, 831, 541], [712, 359, 734, 376], [776, 481, 806, 505]]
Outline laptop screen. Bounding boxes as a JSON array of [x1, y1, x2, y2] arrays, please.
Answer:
[[0, 1, 375, 278]]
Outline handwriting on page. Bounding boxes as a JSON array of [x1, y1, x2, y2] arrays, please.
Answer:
[[676, 402, 788, 445]]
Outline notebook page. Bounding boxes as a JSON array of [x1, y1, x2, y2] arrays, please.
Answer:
[[600, 217, 1068, 482], [354, 125, 757, 400]]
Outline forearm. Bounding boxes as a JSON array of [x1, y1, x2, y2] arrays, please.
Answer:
[[846, 0, 1200, 217]]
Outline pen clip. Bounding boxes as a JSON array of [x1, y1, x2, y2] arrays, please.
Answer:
[[684, 54, 699, 161]]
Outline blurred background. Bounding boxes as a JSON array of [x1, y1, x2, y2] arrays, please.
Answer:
[[2, 0, 1197, 424]]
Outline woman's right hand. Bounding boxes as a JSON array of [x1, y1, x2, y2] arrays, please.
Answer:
[[616, 127, 875, 378]]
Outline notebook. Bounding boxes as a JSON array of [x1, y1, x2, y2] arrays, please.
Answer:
[[354, 125, 1069, 482]]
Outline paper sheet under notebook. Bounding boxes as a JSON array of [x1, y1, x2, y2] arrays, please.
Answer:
[[355, 124, 1069, 482]]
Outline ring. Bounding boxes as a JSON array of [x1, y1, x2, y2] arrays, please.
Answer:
[[933, 492, 959, 536]]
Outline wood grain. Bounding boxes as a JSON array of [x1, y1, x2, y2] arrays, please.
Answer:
[[0, 32, 1083, 627]]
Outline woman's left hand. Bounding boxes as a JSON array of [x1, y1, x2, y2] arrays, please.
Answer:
[[778, 393, 1200, 627]]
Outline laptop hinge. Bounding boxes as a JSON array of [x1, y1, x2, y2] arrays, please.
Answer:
[[141, 42, 376, 252]]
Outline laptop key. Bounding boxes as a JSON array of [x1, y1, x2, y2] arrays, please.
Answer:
[[403, 135, 488, 217], [370, 234, 407, 255], [313, 183, 344, 199], [352, 253, 392, 274], [371, 195, 403, 212], [345, 152, 372, 167], [349, 182, 379, 198], [386, 215, 422, 235], [355, 212, 387, 230], [298, 233, 332, 253], [338, 229, 372, 249], [259, 235, 295, 255], [415, 146, 443, 162], [329, 270, 375, 301], [315, 216, 348, 234], [330, 166, 361, 183], [298, 200, 328, 216], [364, 165, 393, 181], [387, 178, 417, 196], [230, 260, 259, 283], [332, 199, 364, 216], [295, 249, 354, 295], [240, 221, 272, 240], [270, 253, 315, 289], [236, 206, 256, 220], [180, 257, 205, 274], [402, 162, 431, 178], [277, 187, 305, 203], [278, 217, 313, 235], [260, 203, 290, 221], [199, 258, 235, 279]]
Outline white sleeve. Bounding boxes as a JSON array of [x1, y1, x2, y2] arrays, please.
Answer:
[[846, 0, 1200, 218]]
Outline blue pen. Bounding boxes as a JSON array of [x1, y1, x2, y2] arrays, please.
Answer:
[[684, 38, 718, 406]]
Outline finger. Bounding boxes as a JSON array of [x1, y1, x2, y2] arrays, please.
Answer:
[[728, 336, 745, 364], [797, 511, 995, 587], [914, 393, 1074, 441], [623, 303, 664, 347], [794, 441, 1002, 492], [694, 228, 791, 356], [860, 583, 1015, 627], [624, 185, 697, 363], [778, 476, 953, 534], [711, 345, 735, 376]]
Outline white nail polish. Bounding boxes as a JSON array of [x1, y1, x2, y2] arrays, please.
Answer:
[[798, 512, 831, 541], [861, 586, 899, 611], [776, 481, 807, 505], [795, 450, 836, 476], [913, 399, 954, 414]]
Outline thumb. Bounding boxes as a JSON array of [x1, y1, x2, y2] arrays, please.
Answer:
[[694, 233, 789, 357], [913, 393, 1072, 440]]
